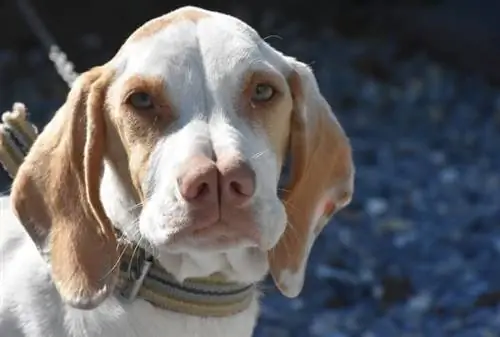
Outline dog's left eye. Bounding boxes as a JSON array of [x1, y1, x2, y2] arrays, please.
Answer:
[[128, 92, 154, 110], [252, 83, 275, 102]]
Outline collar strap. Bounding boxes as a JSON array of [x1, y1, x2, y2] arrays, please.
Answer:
[[116, 247, 255, 317]]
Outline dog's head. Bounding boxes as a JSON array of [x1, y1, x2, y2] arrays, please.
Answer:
[[11, 6, 354, 309]]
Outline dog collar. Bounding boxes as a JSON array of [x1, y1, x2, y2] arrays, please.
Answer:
[[116, 246, 255, 317]]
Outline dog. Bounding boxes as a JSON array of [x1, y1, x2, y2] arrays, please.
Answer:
[[0, 6, 354, 337]]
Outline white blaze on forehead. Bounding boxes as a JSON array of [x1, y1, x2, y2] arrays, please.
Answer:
[[111, 10, 292, 121]]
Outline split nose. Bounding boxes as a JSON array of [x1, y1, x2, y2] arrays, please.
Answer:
[[177, 155, 256, 207]]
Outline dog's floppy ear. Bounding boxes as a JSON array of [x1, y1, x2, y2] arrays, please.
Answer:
[[269, 59, 354, 298], [10, 66, 118, 309]]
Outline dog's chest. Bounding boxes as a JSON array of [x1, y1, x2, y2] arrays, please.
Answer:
[[63, 296, 259, 337]]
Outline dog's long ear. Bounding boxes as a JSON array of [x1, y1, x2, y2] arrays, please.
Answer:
[[269, 59, 354, 298], [10, 67, 118, 309]]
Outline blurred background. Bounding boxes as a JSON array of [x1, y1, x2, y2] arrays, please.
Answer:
[[1, 0, 500, 336]]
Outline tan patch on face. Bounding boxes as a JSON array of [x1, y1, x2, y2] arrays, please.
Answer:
[[239, 70, 293, 165], [106, 75, 175, 201], [127, 6, 211, 42]]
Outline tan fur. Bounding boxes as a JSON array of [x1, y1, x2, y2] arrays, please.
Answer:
[[127, 6, 210, 43], [10, 66, 176, 309], [10, 67, 119, 309], [105, 75, 174, 202], [268, 68, 354, 295], [9, 10, 353, 307], [240, 70, 292, 166]]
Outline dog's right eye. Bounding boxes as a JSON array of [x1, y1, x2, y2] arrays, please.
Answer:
[[252, 83, 275, 103], [128, 92, 154, 110]]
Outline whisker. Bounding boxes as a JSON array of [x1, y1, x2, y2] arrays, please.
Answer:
[[263, 34, 283, 41], [251, 149, 269, 160], [126, 238, 144, 277], [269, 218, 301, 265], [278, 226, 293, 263], [127, 201, 144, 212], [101, 243, 131, 280], [102, 210, 146, 280], [286, 219, 300, 244], [282, 198, 300, 213]]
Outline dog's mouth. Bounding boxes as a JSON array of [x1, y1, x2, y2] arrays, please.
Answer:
[[162, 220, 262, 251]]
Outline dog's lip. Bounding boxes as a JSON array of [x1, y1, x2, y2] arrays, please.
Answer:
[[167, 221, 261, 246]]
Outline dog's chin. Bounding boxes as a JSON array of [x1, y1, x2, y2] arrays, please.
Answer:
[[146, 224, 268, 283], [137, 205, 286, 282], [151, 217, 263, 253], [161, 235, 261, 254], [151, 238, 270, 283]]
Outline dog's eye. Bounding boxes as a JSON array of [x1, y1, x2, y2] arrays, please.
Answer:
[[128, 92, 154, 110], [252, 83, 275, 102]]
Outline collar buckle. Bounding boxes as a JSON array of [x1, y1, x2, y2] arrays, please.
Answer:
[[119, 249, 153, 302]]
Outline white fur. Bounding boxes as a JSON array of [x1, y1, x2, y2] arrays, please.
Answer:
[[0, 7, 300, 337], [106, 8, 291, 285], [0, 194, 259, 337], [0, 5, 349, 336]]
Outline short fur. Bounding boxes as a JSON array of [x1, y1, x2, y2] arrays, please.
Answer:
[[0, 6, 354, 337]]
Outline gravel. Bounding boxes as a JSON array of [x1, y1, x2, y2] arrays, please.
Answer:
[[1, 8, 500, 337]]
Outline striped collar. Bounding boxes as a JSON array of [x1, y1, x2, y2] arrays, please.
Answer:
[[116, 246, 255, 317]]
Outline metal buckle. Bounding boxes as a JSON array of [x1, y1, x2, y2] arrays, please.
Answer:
[[119, 249, 153, 302]]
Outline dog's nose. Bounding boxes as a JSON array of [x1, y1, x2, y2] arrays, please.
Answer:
[[178, 155, 256, 208], [178, 156, 218, 204], [218, 158, 256, 207], [175, 155, 258, 246]]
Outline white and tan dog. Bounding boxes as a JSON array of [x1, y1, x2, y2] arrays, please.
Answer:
[[0, 6, 354, 337]]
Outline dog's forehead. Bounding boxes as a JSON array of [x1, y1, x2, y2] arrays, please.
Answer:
[[108, 6, 293, 120], [115, 7, 264, 76], [111, 7, 291, 89], [127, 6, 258, 45]]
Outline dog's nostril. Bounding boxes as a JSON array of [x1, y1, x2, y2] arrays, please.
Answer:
[[181, 179, 212, 201], [178, 157, 218, 202], [196, 182, 210, 199], [219, 160, 256, 205], [229, 180, 252, 197], [230, 181, 242, 195]]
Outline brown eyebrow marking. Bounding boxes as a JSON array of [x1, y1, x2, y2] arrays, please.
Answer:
[[107, 74, 175, 202], [239, 70, 292, 166], [127, 6, 211, 43], [121, 75, 168, 104], [119, 74, 176, 131]]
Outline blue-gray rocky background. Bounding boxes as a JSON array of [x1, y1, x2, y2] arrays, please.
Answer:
[[1, 1, 499, 336]]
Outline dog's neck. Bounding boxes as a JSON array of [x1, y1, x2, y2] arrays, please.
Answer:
[[99, 163, 264, 320], [115, 238, 256, 318]]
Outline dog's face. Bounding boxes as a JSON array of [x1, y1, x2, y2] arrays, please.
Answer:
[[101, 8, 295, 283], [110, 10, 292, 253], [11, 6, 354, 310]]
